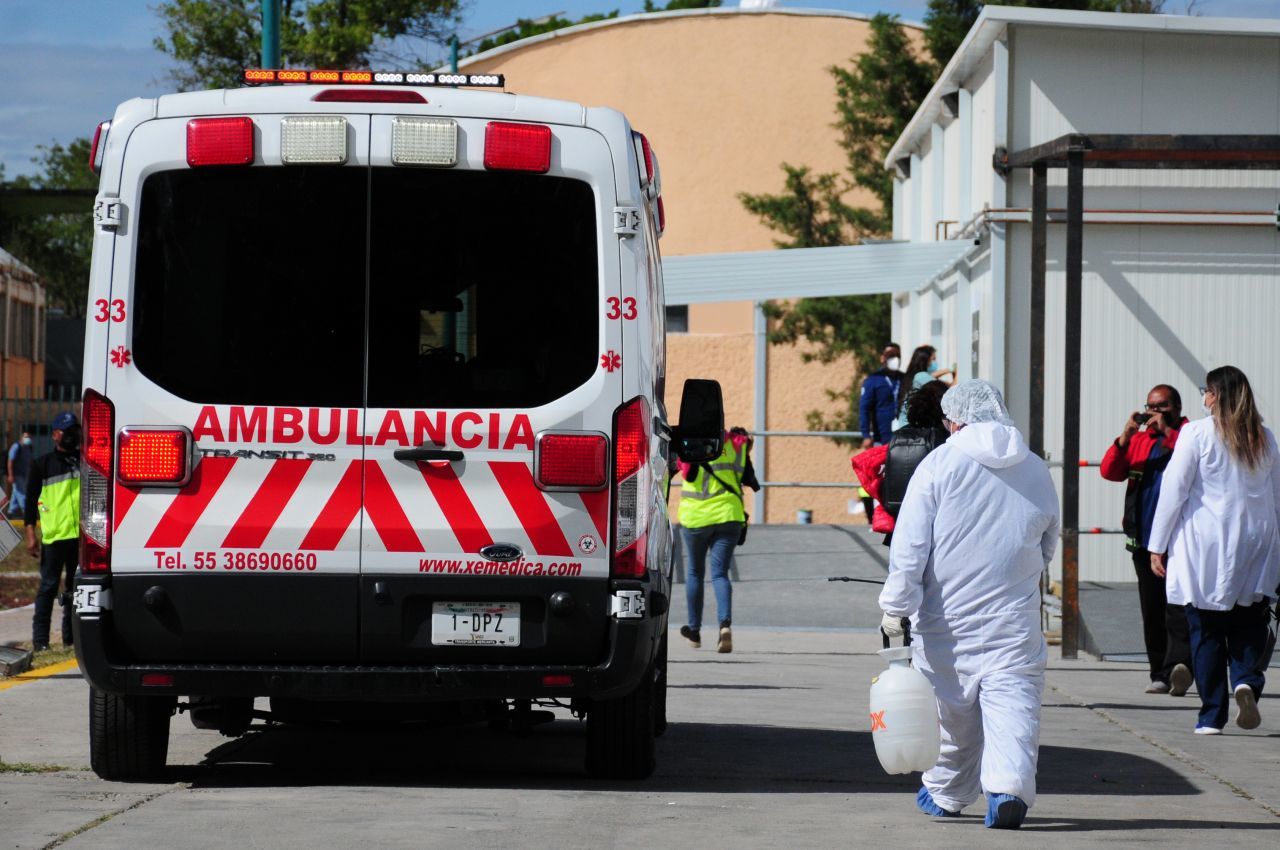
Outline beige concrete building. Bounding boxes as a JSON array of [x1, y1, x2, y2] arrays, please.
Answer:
[[465, 8, 924, 524]]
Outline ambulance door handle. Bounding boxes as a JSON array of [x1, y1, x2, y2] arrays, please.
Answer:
[[394, 447, 464, 462]]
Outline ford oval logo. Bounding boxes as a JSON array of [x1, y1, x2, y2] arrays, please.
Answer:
[[479, 543, 524, 563]]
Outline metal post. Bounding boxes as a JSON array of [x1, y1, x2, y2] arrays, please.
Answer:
[[1061, 147, 1085, 659], [261, 0, 281, 69], [1029, 162, 1047, 458], [450, 35, 459, 73], [753, 302, 767, 523]]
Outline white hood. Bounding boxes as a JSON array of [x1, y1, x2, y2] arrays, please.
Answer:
[[948, 422, 1030, 469]]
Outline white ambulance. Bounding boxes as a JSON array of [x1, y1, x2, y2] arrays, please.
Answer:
[[74, 69, 725, 781]]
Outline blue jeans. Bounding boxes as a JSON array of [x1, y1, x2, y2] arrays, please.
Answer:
[[1185, 601, 1269, 729], [682, 522, 738, 630]]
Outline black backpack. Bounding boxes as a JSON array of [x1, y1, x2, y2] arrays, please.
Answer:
[[881, 425, 949, 518]]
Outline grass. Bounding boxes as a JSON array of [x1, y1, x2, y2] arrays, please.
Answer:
[[30, 644, 77, 669], [0, 527, 43, 610], [0, 761, 68, 773], [0, 573, 39, 610]]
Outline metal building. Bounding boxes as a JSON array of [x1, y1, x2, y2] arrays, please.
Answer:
[[885, 7, 1280, 584]]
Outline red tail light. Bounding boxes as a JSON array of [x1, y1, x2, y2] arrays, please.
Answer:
[[657, 196, 666, 235], [535, 432, 608, 490], [89, 121, 110, 174], [611, 397, 650, 579], [484, 122, 551, 173], [313, 89, 426, 103], [186, 117, 254, 167], [141, 673, 175, 687], [639, 133, 654, 187], [117, 428, 191, 486], [80, 390, 115, 574]]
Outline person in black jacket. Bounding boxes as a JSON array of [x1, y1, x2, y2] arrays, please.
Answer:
[[27, 412, 81, 650]]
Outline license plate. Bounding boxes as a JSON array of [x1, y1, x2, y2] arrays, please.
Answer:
[[431, 602, 520, 646]]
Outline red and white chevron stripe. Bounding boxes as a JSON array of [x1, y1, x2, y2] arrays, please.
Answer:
[[112, 457, 611, 573]]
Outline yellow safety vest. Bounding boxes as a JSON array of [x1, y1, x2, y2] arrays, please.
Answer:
[[678, 440, 747, 528]]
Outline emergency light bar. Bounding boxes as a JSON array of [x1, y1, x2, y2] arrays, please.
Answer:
[[245, 69, 504, 87]]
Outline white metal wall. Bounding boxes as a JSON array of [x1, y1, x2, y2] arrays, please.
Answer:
[[891, 21, 1280, 581]]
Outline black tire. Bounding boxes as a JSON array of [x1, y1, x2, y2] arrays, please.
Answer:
[[585, 664, 656, 779], [89, 688, 175, 781], [654, 632, 668, 738]]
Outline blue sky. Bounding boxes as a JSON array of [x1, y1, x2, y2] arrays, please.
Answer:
[[0, 0, 1276, 178]]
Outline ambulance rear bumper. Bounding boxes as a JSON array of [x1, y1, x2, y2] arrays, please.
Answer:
[[73, 610, 664, 702]]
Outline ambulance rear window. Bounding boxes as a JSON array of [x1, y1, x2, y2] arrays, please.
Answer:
[[366, 169, 598, 409], [132, 167, 599, 409], [133, 167, 367, 407]]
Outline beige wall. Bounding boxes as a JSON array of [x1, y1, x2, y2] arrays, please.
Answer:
[[465, 11, 912, 525]]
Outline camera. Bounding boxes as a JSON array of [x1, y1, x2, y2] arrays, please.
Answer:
[[1134, 412, 1152, 424]]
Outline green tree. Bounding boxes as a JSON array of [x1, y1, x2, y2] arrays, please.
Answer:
[[926, 2, 1172, 67], [743, 3, 1169, 435], [155, 0, 464, 90], [737, 12, 930, 426], [0, 139, 97, 317], [642, 1, 721, 11]]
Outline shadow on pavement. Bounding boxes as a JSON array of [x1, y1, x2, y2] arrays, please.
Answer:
[[175, 720, 1199, 798], [927, 816, 1278, 833]]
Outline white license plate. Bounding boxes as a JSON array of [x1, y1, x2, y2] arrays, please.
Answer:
[[431, 602, 520, 646]]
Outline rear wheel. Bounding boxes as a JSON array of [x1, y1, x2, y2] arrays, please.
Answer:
[[585, 664, 656, 779], [89, 688, 174, 781]]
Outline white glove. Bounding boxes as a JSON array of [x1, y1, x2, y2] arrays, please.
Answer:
[[880, 612, 905, 638]]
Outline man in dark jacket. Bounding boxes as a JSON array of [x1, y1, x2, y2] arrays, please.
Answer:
[[27, 412, 81, 650], [859, 342, 903, 449], [1100, 384, 1192, 696]]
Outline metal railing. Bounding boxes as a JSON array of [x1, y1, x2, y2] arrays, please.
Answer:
[[0, 385, 81, 459]]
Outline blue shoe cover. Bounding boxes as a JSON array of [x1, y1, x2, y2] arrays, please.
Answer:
[[985, 793, 1027, 829], [916, 787, 958, 817]]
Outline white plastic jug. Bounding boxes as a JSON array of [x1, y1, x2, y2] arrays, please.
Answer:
[[869, 645, 941, 774]]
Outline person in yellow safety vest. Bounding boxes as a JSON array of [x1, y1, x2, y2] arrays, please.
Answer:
[[26, 411, 81, 651], [676, 427, 759, 654]]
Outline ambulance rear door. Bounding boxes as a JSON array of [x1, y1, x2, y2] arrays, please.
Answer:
[[104, 113, 372, 664], [357, 117, 620, 664]]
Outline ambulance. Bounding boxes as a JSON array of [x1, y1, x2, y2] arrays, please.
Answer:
[[73, 69, 725, 781]]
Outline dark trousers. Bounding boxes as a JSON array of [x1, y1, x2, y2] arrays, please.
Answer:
[[1132, 548, 1191, 683], [1185, 601, 1269, 730], [33, 538, 78, 647]]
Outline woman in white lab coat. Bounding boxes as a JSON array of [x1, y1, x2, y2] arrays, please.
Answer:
[[879, 381, 1060, 830], [1147, 365, 1280, 734]]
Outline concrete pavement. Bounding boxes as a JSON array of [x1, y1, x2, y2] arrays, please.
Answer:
[[1, 631, 1276, 848], [2, 525, 1277, 846]]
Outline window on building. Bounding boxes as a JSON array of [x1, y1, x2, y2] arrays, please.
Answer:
[[666, 305, 688, 334]]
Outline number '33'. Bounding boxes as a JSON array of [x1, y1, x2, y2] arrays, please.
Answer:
[[606, 296, 637, 320], [93, 299, 126, 323]]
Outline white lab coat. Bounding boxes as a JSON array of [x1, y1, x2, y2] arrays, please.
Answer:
[[1147, 418, 1280, 610], [879, 422, 1060, 811]]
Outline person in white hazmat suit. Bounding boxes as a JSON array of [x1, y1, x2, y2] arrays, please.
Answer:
[[878, 380, 1060, 829]]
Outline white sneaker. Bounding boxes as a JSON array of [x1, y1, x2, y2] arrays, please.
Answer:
[[1194, 725, 1222, 735], [1234, 684, 1261, 730], [1169, 664, 1192, 697], [1145, 680, 1170, 695]]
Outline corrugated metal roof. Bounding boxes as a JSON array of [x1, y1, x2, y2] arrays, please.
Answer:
[[663, 240, 977, 305], [0, 246, 35, 275], [885, 6, 1280, 169]]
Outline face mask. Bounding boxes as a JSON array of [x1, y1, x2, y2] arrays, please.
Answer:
[[886, 357, 901, 371], [927, 360, 939, 373], [21, 437, 30, 446], [58, 426, 81, 452]]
